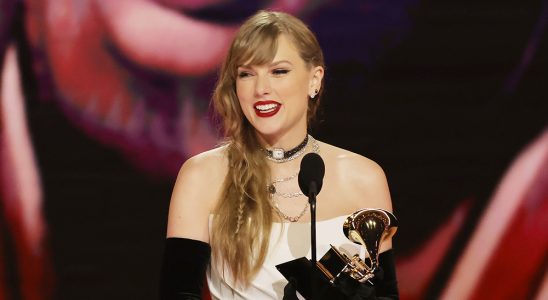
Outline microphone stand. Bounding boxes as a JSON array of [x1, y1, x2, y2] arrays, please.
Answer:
[[309, 181, 318, 264], [308, 181, 318, 299]]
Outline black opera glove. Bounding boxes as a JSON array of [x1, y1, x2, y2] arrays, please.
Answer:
[[159, 237, 211, 300], [369, 249, 399, 299], [282, 250, 399, 300], [335, 249, 399, 300], [282, 277, 300, 300]]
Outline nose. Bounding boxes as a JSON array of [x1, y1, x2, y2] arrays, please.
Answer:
[[254, 73, 271, 97]]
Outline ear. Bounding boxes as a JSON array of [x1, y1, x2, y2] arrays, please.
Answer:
[[309, 66, 324, 98]]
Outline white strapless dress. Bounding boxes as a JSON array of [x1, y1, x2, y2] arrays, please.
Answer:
[[207, 215, 362, 300]]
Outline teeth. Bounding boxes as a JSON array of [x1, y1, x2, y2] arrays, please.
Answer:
[[255, 103, 278, 111]]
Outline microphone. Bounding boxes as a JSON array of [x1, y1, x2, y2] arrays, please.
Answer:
[[298, 153, 325, 266], [276, 153, 339, 299], [298, 152, 325, 300], [298, 153, 325, 197]]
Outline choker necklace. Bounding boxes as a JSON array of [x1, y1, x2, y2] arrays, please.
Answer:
[[266, 138, 320, 197], [263, 134, 310, 163]]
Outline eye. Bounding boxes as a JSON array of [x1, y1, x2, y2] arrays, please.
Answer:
[[272, 68, 290, 76], [237, 71, 253, 78]]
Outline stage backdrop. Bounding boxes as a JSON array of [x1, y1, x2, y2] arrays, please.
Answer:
[[0, 0, 546, 299]]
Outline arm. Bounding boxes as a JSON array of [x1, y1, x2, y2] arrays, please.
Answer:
[[346, 157, 399, 299], [344, 156, 395, 251], [165, 154, 220, 242], [160, 151, 225, 300]]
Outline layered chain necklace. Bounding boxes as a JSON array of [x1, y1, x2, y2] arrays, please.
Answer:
[[266, 135, 319, 222]]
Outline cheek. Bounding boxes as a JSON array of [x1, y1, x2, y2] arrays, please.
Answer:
[[235, 83, 253, 119], [235, 86, 245, 110], [235, 82, 252, 103], [278, 78, 309, 105]]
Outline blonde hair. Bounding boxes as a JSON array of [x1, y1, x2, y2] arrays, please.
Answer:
[[211, 10, 325, 285]]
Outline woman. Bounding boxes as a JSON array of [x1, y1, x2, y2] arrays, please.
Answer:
[[161, 10, 398, 300]]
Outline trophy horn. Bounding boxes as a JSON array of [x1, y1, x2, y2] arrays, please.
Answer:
[[316, 208, 398, 285], [343, 208, 398, 273]]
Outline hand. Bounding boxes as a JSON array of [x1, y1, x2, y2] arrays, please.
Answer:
[[282, 277, 300, 300], [335, 272, 376, 300]]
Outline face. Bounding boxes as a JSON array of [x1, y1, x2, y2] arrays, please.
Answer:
[[235, 34, 323, 144]]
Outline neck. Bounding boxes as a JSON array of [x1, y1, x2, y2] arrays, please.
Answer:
[[256, 130, 308, 150]]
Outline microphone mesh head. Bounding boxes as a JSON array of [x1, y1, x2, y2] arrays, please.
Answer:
[[298, 153, 325, 196]]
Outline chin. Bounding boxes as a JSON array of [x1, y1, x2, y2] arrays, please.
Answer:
[[252, 126, 284, 138]]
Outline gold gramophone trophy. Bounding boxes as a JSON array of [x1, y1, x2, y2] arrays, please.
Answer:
[[316, 208, 398, 285], [276, 208, 398, 299]]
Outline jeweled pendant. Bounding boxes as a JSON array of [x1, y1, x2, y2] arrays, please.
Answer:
[[268, 184, 276, 195], [272, 148, 284, 159]]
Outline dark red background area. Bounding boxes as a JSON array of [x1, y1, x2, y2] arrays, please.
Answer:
[[0, 0, 546, 299]]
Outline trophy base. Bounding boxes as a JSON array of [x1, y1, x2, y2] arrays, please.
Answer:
[[276, 257, 346, 299]]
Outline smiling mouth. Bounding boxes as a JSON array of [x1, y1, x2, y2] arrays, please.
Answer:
[[254, 101, 281, 117]]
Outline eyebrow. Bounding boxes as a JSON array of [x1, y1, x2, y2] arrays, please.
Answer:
[[238, 60, 293, 69], [270, 60, 293, 66]]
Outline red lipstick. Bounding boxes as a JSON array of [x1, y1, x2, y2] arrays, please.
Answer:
[[254, 100, 281, 118]]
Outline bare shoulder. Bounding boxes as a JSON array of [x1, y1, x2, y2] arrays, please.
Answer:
[[166, 145, 228, 242], [176, 145, 228, 191], [319, 141, 395, 251], [319, 142, 393, 212]]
